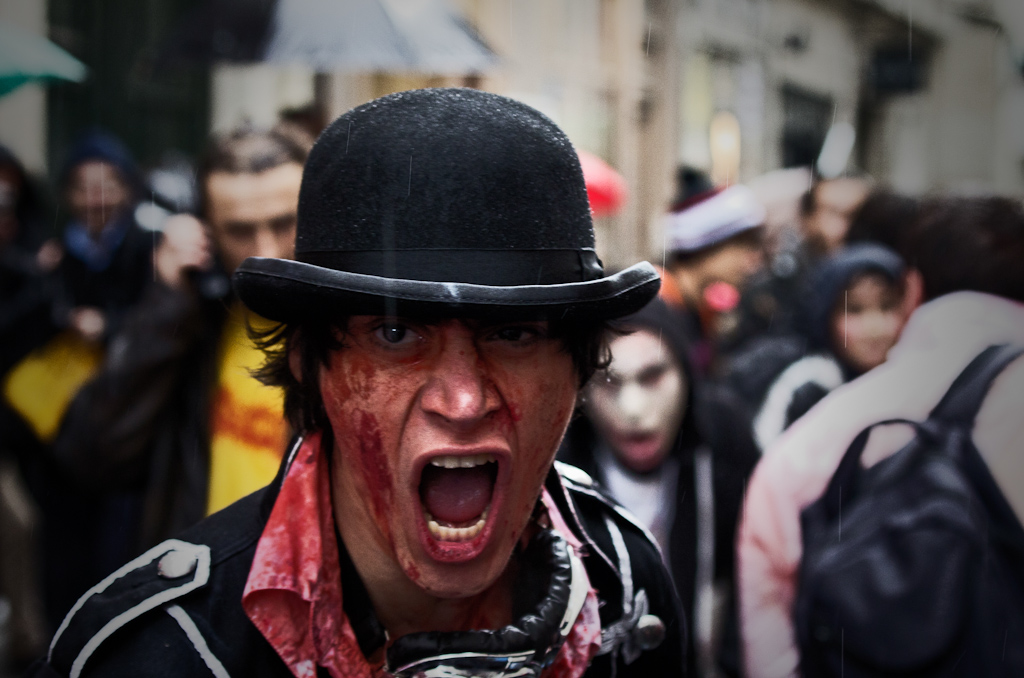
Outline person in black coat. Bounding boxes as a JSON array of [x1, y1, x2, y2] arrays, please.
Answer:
[[53, 130, 152, 343], [559, 296, 757, 677], [32, 88, 685, 677]]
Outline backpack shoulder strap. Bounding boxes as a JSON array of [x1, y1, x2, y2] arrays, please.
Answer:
[[929, 344, 1024, 427], [933, 344, 1024, 558]]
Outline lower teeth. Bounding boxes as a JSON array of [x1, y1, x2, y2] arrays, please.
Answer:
[[425, 508, 488, 542]]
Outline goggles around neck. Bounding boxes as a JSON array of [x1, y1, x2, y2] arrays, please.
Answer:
[[384, 529, 588, 678]]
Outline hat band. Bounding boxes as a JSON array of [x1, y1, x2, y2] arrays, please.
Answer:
[[298, 249, 603, 286]]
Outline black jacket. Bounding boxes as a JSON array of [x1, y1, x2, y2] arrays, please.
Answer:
[[31, 456, 687, 677], [53, 274, 232, 550], [558, 297, 758, 677]]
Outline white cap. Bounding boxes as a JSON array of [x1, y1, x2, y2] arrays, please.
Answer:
[[665, 184, 766, 253]]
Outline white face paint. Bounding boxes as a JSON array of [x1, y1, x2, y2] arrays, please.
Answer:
[[585, 330, 687, 473]]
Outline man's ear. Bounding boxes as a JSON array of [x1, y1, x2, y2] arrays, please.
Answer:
[[288, 333, 303, 383], [902, 268, 925, 319]]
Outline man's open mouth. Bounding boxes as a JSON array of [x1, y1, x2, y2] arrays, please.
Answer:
[[419, 453, 499, 543]]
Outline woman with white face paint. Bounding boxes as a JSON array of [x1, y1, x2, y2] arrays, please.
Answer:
[[559, 297, 753, 678]]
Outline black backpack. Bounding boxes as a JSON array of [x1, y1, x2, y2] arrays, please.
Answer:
[[795, 344, 1024, 677]]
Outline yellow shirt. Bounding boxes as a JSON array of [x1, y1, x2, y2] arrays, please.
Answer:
[[2, 331, 103, 443], [206, 305, 288, 515]]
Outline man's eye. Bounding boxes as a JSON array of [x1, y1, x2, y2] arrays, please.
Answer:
[[270, 215, 297, 234], [637, 364, 668, 386], [489, 324, 543, 344], [598, 371, 623, 389], [375, 323, 415, 345]]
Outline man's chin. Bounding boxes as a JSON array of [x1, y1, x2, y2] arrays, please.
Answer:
[[400, 551, 504, 600]]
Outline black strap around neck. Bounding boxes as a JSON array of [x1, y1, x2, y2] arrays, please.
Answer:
[[929, 344, 1024, 427]]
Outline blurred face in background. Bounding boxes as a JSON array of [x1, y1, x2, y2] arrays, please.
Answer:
[[669, 229, 765, 309], [803, 178, 870, 256], [204, 162, 303, 274], [696, 229, 765, 293], [586, 329, 687, 473], [831, 271, 905, 374], [66, 160, 132, 236]]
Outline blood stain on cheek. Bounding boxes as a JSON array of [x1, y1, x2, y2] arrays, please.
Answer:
[[355, 410, 393, 543], [346, 354, 378, 399]]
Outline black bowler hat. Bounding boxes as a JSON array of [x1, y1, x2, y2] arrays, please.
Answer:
[[234, 88, 659, 321]]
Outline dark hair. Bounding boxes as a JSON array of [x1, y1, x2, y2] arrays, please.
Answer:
[[197, 122, 314, 218], [907, 196, 1024, 303], [799, 183, 817, 218], [670, 166, 715, 211], [0, 144, 49, 248], [252, 316, 612, 433], [846, 190, 920, 254]]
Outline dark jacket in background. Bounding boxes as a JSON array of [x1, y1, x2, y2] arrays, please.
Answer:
[[54, 273, 232, 550], [0, 145, 56, 377]]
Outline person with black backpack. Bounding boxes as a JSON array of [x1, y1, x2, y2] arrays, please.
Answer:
[[736, 196, 1024, 677]]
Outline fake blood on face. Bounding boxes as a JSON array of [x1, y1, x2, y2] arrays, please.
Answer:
[[322, 317, 579, 608], [355, 410, 392, 541]]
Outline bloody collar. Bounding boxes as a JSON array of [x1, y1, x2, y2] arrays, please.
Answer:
[[242, 432, 601, 677]]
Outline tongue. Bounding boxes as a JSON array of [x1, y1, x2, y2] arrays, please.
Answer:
[[421, 465, 494, 525]]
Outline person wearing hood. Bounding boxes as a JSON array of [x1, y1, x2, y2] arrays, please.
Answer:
[[54, 130, 151, 342], [559, 296, 752, 677], [743, 243, 910, 453]]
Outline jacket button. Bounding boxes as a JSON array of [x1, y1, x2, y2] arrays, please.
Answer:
[[158, 549, 198, 579], [633, 614, 665, 651]]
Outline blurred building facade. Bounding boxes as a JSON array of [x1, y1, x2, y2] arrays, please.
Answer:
[[0, 0, 1021, 267]]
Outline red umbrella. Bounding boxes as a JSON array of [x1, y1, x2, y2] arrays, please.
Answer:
[[577, 149, 628, 217]]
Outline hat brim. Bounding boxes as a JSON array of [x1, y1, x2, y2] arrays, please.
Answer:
[[233, 257, 661, 323]]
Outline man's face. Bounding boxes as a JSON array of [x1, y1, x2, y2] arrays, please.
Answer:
[[585, 330, 686, 473], [695, 235, 765, 292], [65, 161, 131, 235], [204, 163, 303, 274], [803, 178, 869, 256], [320, 317, 578, 600]]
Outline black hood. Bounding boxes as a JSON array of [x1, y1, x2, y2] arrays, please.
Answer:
[[801, 242, 905, 354]]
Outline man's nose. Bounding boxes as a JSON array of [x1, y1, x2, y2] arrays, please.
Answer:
[[861, 311, 893, 337], [616, 382, 648, 426], [254, 227, 282, 259], [419, 325, 500, 427]]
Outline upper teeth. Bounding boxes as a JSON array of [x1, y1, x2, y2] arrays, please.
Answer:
[[428, 453, 497, 469]]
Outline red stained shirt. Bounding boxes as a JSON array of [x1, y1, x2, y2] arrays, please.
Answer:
[[242, 432, 602, 678]]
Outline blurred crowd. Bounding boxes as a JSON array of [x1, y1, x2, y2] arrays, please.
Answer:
[[1, 112, 1023, 676]]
